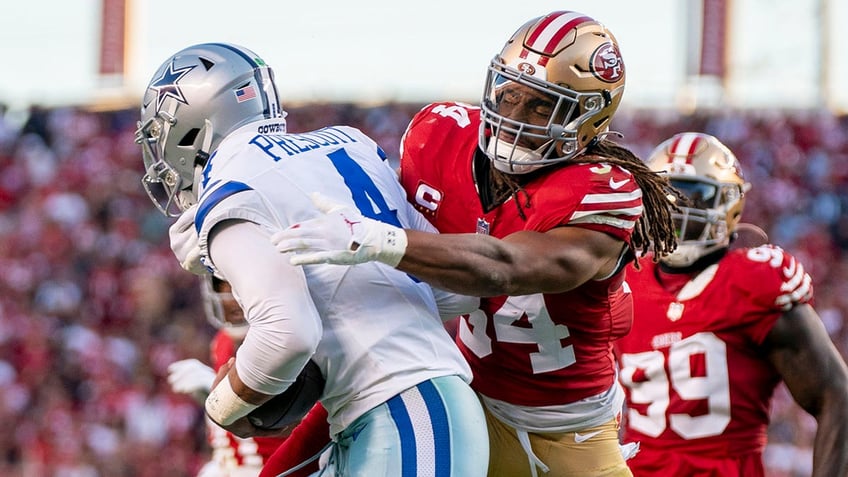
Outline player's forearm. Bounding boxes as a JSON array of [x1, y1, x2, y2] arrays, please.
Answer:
[[811, 394, 848, 477], [398, 230, 528, 296]]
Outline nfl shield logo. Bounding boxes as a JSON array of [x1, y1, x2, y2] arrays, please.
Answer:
[[476, 218, 490, 235], [667, 302, 685, 321]]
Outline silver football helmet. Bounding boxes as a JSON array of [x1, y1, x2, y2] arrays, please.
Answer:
[[647, 132, 750, 267], [201, 275, 248, 339], [480, 11, 625, 174], [136, 43, 287, 216]]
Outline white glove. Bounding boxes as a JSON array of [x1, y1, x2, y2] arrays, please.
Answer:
[[272, 192, 408, 267], [167, 358, 216, 403], [196, 461, 227, 477], [169, 204, 210, 275]]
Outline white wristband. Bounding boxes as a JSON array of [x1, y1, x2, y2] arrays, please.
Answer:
[[375, 223, 408, 268], [205, 376, 258, 426]]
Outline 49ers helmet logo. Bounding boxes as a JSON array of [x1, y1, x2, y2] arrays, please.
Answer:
[[517, 62, 536, 75], [590, 43, 624, 83]]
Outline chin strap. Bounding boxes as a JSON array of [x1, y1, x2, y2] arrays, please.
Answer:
[[197, 119, 214, 165], [660, 247, 728, 274]]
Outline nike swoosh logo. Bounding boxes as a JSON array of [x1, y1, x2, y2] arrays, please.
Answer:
[[609, 177, 630, 190], [574, 429, 603, 443]]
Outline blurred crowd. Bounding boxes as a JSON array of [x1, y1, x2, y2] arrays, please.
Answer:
[[0, 101, 844, 477]]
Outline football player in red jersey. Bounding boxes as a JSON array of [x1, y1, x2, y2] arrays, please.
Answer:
[[273, 11, 678, 477], [615, 132, 848, 477], [167, 276, 315, 477]]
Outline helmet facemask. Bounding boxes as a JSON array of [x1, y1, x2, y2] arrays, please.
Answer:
[[137, 111, 199, 217], [480, 64, 607, 174], [663, 178, 744, 267]]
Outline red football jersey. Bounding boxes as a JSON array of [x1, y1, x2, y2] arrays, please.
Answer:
[[209, 330, 288, 466], [616, 246, 814, 475], [400, 102, 641, 406]]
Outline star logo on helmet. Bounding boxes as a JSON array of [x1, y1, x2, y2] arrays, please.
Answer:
[[150, 62, 196, 112]]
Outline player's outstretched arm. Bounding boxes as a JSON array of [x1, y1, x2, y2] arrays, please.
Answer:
[[397, 226, 624, 297], [273, 194, 625, 297], [765, 303, 848, 477]]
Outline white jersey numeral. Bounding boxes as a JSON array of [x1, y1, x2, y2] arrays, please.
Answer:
[[746, 244, 784, 267], [458, 294, 576, 374], [620, 332, 731, 439], [431, 104, 471, 128]]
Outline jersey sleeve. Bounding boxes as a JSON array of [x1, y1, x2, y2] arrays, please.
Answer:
[[740, 245, 814, 312], [400, 102, 479, 188], [528, 163, 643, 242], [401, 102, 476, 155], [194, 183, 277, 275], [724, 246, 814, 345]]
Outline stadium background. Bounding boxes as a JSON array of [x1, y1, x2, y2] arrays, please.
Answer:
[[0, 0, 845, 475]]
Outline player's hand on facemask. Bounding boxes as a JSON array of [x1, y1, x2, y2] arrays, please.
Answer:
[[169, 204, 210, 275], [271, 193, 407, 267], [167, 358, 217, 403]]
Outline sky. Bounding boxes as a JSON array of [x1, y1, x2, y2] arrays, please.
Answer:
[[0, 0, 845, 112]]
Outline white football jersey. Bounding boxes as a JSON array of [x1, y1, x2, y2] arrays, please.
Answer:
[[194, 122, 472, 435]]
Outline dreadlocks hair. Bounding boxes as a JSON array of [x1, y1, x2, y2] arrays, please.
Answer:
[[584, 138, 681, 266], [485, 137, 681, 266]]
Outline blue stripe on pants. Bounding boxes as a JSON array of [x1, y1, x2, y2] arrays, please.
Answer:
[[418, 380, 451, 477], [387, 391, 417, 477]]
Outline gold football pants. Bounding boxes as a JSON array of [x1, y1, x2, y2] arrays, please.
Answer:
[[484, 404, 633, 477]]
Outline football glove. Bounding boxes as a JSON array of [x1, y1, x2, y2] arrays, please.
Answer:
[[169, 204, 210, 275], [167, 358, 216, 403], [271, 193, 407, 267]]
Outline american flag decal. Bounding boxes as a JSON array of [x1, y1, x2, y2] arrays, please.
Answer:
[[476, 218, 490, 235], [235, 85, 257, 103]]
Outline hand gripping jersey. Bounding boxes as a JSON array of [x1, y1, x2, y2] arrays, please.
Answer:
[[616, 245, 814, 476], [207, 330, 286, 472], [400, 102, 641, 409], [193, 123, 472, 437]]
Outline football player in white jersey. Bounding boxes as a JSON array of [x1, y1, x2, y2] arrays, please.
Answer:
[[136, 42, 488, 476]]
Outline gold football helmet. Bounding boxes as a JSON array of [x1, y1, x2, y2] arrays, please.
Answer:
[[480, 11, 626, 174], [647, 132, 750, 267]]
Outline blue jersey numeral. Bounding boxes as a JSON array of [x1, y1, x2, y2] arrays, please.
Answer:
[[326, 149, 401, 227]]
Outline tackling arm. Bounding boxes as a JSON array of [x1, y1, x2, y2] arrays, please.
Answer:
[[273, 194, 625, 297], [399, 226, 624, 297], [765, 304, 848, 477]]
